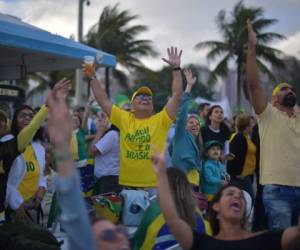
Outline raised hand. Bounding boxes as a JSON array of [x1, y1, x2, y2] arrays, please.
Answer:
[[162, 47, 182, 68], [183, 69, 196, 86], [47, 78, 71, 106], [47, 83, 72, 149], [247, 19, 257, 48]]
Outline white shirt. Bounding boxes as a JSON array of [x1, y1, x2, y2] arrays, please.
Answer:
[[94, 130, 120, 178]]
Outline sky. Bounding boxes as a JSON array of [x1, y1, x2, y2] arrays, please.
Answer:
[[1, 0, 300, 70]]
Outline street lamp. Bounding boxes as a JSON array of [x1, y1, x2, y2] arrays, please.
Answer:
[[75, 0, 90, 105]]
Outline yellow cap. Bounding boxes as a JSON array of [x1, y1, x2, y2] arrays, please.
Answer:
[[131, 86, 153, 102], [272, 83, 292, 97]]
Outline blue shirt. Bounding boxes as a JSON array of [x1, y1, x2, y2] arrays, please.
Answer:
[[201, 159, 227, 195], [169, 92, 202, 174], [55, 172, 96, 250]]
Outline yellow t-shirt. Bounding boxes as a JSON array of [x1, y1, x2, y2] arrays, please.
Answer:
[[241, 135, 256, 177], [18, 145, 40, 201], [110, 105, 173, 187], [258, 103, 300, 186]]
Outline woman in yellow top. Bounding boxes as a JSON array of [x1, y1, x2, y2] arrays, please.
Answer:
[[227, 113, 257, 200], [5, 104, 48, 221]]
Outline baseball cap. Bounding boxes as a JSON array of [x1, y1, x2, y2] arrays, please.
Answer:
[[204, 140, 223, 151], [131, 86, 153, 102], [272, 83, 292, 97]]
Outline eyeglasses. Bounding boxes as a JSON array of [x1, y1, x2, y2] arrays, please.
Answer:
[[135, 94, 152, 101], [100, 225, 129, 242], [18, 112, 34, 119]]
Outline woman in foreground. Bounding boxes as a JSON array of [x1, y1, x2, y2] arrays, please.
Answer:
[[151, 150, 300, 250], [47, 81, 130, 250]]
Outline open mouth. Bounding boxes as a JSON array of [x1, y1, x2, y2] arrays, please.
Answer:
[[230, 201, 241, 212]]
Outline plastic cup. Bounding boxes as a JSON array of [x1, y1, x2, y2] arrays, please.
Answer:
[[83, 56, 95, 76]]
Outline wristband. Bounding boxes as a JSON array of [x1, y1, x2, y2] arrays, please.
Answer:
[[172, 67, 181, 71], [89, 75, 97, 82]]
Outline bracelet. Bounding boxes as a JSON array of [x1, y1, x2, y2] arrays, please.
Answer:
[[89, 74, 97, 81], [172, 67, 181, 71], [89, 75, 97, 84]]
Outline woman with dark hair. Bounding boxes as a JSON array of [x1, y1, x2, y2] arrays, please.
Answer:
[[133, 167, 211, 250], [201, 105, 231, 156], [89, 110, 121, 194], [169, 69, 203, 188], [0, 79, 70, 222], [227, 113, 256, 199], [151, 150, 300, 250], [5, 104, 48, 221]]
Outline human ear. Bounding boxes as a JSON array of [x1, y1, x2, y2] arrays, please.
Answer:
[[212, 202, 220, 213]]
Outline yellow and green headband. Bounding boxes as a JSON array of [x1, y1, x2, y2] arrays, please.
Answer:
[[272, 83, 291, 97]]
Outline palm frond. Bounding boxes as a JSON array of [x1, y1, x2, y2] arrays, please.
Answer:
[[195, 41, 227, 50], [208, 53, 231, 84], [252, 18, 278, 32], [256, 32, 286, 44], [256, 58, 276, 81]]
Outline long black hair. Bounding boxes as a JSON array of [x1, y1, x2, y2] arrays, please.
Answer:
[[11, 104, 44, 141], [101, 124, 119, 137]]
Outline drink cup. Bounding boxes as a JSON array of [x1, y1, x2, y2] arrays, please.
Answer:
[[83, 56, 95, 76]]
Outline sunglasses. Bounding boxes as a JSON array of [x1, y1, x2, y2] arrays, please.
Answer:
[[135, 94, 152, 101], [100, 225, 129, 242]]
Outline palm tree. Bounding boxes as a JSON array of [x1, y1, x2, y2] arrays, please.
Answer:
[[85, 4, 157, 97], [195, 0, 285, 107]]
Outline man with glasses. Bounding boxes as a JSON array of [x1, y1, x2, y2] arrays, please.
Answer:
[[84, 47, 183, 189], [247, 20, 300, 230]]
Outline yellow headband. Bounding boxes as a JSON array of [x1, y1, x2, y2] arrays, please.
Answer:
[[272, 83, 291, 97]]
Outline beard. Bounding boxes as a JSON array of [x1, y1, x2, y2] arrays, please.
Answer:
[[281, 93, 297, 107]]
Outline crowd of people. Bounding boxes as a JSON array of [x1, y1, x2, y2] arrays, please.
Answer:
[[0, 21, 299, 250]]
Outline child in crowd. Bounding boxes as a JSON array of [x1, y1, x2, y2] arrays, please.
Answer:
[[201, 140, 229, 201]]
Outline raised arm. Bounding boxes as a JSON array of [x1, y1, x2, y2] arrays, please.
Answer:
[[162, 47, 183, 120], [151, 148, 193, 250], [246, 20, 268, 114], [47, 81, 96, 250], [174, 69, 196, 138], [83, 64, 112, 116], [17, 78, 70, 152]]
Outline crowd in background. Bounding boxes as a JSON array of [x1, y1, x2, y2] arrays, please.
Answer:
[[0, 21, 299, 250]]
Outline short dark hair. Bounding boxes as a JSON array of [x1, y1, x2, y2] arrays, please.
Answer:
[[198, 102, 210, 112]]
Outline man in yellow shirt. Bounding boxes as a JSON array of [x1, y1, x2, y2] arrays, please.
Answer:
[[85, 47, 183, 188], [247, 21, 300, 230]]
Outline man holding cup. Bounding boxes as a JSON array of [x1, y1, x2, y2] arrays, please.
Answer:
[[83, 47, 183, 190]]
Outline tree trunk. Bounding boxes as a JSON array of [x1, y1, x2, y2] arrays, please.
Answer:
[[105, 67, 110, 97]]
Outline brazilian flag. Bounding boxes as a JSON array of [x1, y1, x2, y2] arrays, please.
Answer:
[[133, 202, 211, 250]]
